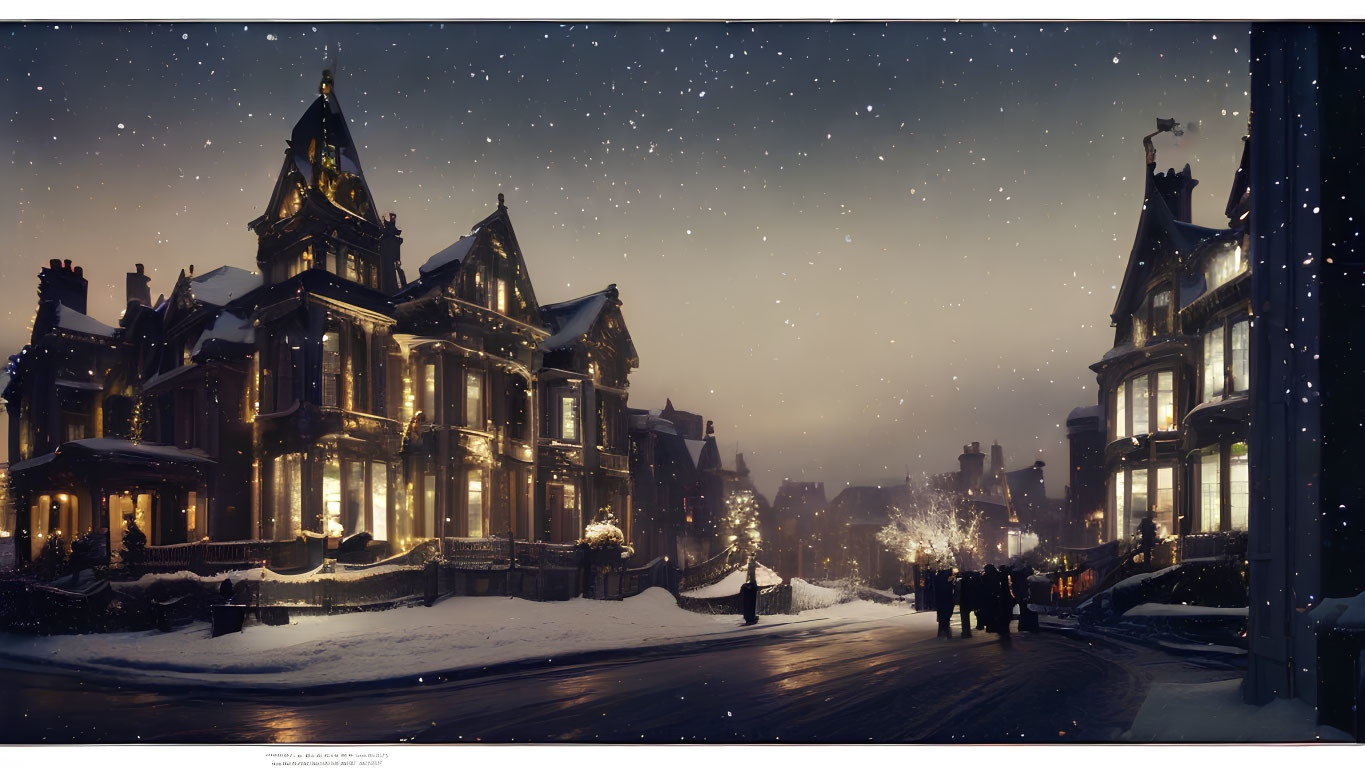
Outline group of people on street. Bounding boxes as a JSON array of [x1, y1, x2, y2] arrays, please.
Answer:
[[924, 564, 1039, 639]]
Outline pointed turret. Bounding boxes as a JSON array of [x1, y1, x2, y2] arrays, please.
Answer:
[[247, 70, 402, 292]]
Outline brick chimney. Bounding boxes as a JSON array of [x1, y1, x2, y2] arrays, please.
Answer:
[[126, 263, 152, 307], [33, 258, 90, 341]]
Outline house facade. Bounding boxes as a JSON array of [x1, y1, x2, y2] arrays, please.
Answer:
[[2, 71, 638, 566], [1074, 125, 1252, 559]]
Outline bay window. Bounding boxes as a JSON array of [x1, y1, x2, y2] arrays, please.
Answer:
[[1112, 369, 1176, 440]]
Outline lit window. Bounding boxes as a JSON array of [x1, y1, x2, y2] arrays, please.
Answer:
[[561, 393, 579, 442], [1151, 290, 1172, 336], [1129, 468, 1148, 540], [1230, 320, 1250, 393], [467, 472, 484, 538], [1200, 446, 1221, 532], [345, 252, 360, 283], [464, 371, 483, 429], [322, 332, 341, 407], [371, 462, 388, 542], [495, 278, 507, 314], [323, 458, 342, 537], [1203, 326, 1224, 402], [423, 474, 437, 539], [1130, 376, 1150, 436], [1113, 471, 1126, 540], [1205, 244, 1245, 293], [1229, 442, 1249, 531], [1155, 466, 1174, 538], [422, 362, 437, 422], [1156, 371, 1175, 431], [1114, 381, 1127, 440]]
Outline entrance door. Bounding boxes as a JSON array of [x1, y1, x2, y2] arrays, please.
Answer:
[[546, 482, 578, 544]]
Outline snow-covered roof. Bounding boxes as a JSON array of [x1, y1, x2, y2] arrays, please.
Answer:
[[65, 438, 214, 463], [418, 233, 477, 276], [56, 304, 118, 338], [539, 293, 610, 352], [55, 378, 103, 391], [143, 363, 196, 391], [189, 266, 262, 307], [192, 310, 255, 356], [1067, 404, 1103, 423], [629, 412, 677, 435]]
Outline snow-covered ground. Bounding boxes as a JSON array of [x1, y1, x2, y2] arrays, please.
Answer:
[[0, 588, 913, 691], [1125, 677, 1353, 742], [1122, 603, 1248, 618]]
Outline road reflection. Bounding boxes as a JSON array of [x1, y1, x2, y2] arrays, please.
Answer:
[[3, 613, 1174, 744]]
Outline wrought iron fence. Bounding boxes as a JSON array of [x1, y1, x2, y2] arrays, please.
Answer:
[[678, 544, 738, 593]]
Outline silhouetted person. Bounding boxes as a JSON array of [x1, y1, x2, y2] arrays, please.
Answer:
[[934, 569, 956, 637], [1138, 512, 1158, 570], [1015, 566, 1040, 632], [997, 566, 1013, 640], [740, 557, 760, 625], [956, 570, 973, 637], [980, 565, 999, 633]]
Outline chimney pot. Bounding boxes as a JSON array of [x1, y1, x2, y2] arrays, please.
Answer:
[[63, 259, 72, 270], [136, 263, 144, 275], [49, 259, 61, 270]]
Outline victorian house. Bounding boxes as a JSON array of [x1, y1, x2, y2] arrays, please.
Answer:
[[1071, 124, 1251, 558], [2, 71, 639, 567]]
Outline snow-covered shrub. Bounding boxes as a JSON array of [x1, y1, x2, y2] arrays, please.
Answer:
[[581, 519, 626, 549]]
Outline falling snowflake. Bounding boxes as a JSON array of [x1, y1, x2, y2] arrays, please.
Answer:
[[1112, 56, 1120, 64]]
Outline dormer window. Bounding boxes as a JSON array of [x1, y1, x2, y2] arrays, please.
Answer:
[[1205, 244, 1246, 293], [1133, 286, 1173, 343]]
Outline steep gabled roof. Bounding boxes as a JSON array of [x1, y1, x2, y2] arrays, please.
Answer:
[[1111, 166, 1229, 323], [538, 285, 639, 367]]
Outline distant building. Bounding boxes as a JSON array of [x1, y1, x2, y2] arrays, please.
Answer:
[[1064, 405, 1106, 547], [824, 482, 908, 588], [1, 70, 638, 566], [770, 480, 828, 581], [627, 401, 762, 568]]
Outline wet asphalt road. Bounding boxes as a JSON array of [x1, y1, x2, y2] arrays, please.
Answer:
[[0, 611, 1237, 744]]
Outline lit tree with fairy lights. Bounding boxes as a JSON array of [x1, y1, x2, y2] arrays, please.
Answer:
[[723, 489, 762, 561], [877, 485, 984, 571]]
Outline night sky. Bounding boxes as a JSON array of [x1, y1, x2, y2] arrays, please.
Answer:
[[1, 21, 1250, 500]]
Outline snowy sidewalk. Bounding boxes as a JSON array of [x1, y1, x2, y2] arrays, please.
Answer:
[[0, 587, 917, 691], [1125, 677, 1353, 742]]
